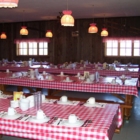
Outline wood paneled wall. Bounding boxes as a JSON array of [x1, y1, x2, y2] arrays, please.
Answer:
[[0, 16, 140, 64]]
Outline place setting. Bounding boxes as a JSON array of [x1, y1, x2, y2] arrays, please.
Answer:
[[62, 76, 73, 82], [57, 96, 80, 105], [45, 75, 55, 81], [10, 72, 23, 78], [53, 114, 85, 127], [27, 69, 36, 80], [106, 78, 120, 85], [119, 74, 131, 85], [43, 98, 58, 104], [57, 72, 67, 77], [1, 107, 22, 120], [81, 72, 99, 84], [74, 72, 81, 77], [5, 69, 11, 73], [83, 78, 93, 84], [27, 109, 50, 123], [42, 71, 47, 75], [0, 90, 13, 99], [84, 97, 106, 108]]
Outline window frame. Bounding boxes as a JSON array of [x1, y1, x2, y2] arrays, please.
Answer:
[[104, 38, 140, 57], [16, 39, 49, 56]]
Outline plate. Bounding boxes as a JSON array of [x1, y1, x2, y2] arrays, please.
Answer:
[[10, 76, 19, 78], [57, 100, 73, 105], [42, 73, 47, 76], [84, 102, 106, 108], [46, 79, 54, 81], [60, 119, 84, 127], [2, 113, 22, 120], [119, 76, 127, 80], [0, 94, 13, 99], [28, 116, 50, 123], [6, 71, 11, 73], [57, 75, 67, 77], [44, 99, 57, 104], [109, 82, 120, 85], [74, 75, 81, 77], [62, 80, 73, 82], [30, 77, 36, 80], [83, 81, 93, 84]]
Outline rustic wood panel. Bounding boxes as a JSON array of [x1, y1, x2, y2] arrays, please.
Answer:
[[0, 17, 140, 65]]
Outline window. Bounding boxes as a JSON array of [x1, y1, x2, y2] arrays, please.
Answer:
[[104, 38, 140, 57], [134, 40, 140, 56], [39, 42, 48, 55], [29, 42, 37, 55], [16, 39, 49, 56], [120, 40, 132, 56], [105, 40, 118, 56]]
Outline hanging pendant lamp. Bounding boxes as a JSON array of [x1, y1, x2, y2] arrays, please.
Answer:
[[20, 26, 28, 35], [88, 5, 98, 33], [0, 32, 7, 39], [46, 30, 53, 38], [0, 0, 19, 8], [88, 23, 98, 33], [101, 28, 108, 37], [61, 10, 74, 26]]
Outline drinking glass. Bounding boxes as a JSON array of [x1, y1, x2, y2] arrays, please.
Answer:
[[34, 91, 42, 111]]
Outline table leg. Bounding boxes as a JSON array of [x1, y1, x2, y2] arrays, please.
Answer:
[[0, 84, 6, 91], [124, 95, 133, 119], [17, 86, 23, 91], [0, 134, 3, 138]]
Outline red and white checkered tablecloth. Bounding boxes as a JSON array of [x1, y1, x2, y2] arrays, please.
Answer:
[[0, 73, 138, 96], [42, 68, 139, 78], [0, 65, 139, 78], [0, 98, 122, 140]]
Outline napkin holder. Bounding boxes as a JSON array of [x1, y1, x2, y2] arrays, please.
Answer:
[[13, 91, 23, 101], [103, 62, 107, 69], [84, 71, 89, 79]]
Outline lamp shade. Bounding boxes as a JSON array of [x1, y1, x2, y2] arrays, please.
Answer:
[[101, 28, 108, 37], [0, 32, 7, 39], [0, 0, 18, 8], [88, 23, 98, 33], [61, 10, 74, 26], [20, 26, 28, 35], [45, 30, 53, 38]]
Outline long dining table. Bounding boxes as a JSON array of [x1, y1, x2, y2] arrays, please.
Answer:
[[0, 71, 138, 120], [0, 63, 139, 77], [0, 97, 122, 140]]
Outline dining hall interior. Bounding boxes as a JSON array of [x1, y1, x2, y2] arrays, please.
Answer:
[[0, 0, 140, 140]]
